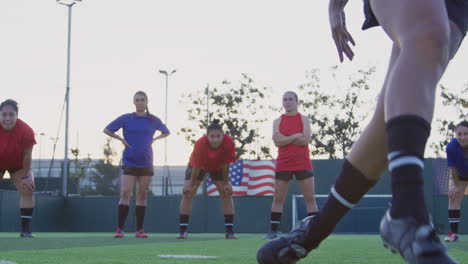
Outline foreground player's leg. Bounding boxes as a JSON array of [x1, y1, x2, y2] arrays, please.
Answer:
[[134, 175, 151, 238], [178, 178, 202, 239], [372, 0, 461, 262], [445, 178, 467, 242], [12, 170, 35, 238], [297, 175, 318, 216], [264, 179, 290, 239], [115, 175, 135, 238], [213, 180, 238, 239]]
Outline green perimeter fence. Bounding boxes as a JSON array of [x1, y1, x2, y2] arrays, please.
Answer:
[[0, 159, 464, 234]]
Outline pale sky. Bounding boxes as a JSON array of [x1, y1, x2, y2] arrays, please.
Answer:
[[1, 0, 467, 165]]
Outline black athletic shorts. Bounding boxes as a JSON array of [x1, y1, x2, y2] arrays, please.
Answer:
[[0, 168, 22, 179], [275, 169, 314, 181], [122, 165, 154, 177], [363, 0, 468, 36], [185, 165, 223, 182]]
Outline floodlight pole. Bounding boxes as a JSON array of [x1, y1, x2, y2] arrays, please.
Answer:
[[158, 69, 176, 196], [58, 0, 80, 197]]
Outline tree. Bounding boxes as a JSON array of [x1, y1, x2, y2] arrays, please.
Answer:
[[69, 148, 92, 194], [81, 138, 120, 195], [298, 66, 377, 158], [180, 74, 277, 160], [430, 84, 468, 157]]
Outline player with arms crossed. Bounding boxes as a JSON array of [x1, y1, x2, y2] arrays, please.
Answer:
[[258, 0, 468, 263], [263, 91, 318, 239]]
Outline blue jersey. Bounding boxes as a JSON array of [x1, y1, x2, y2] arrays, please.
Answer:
[[446, 138, 468, 179], [106, 113, 169, 168]]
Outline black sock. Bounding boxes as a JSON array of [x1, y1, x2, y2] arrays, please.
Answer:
[[386, 115, 430, 224], [303, 160, 376, 251], [270, 212, 282, 232], [117, 204, 129, 229], [179, 214, 190, 233], [20, 208, 33, 233], [449, 209, 460, 233], [307, 212, 317, 217], [136, 206, 146, 230], [224, 214, 234, 233]]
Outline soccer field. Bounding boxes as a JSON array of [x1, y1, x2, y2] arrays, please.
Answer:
[[0, 233, 467, 264]]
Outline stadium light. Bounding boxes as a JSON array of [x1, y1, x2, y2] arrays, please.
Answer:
[[158, 68, 176, 196], [57, 0, 82, 197]]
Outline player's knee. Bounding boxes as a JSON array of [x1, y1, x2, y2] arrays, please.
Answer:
[[120, 189, 133, 201], [183, 188, 195, 199], [403, 23, 450, 65], [20, 187, 34, 197], [273, 195, 285, 206]]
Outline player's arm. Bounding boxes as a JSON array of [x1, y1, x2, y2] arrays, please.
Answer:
[[329, 0, 355, 62], [19, 146, 35, 192], [272, 118, 303, 147], [103, 128, 131, 148], [152, 132, 170, 143], [221, 163, 230, 184], [189, 166, 202, 182], [292, 115, 312, 146], [448, 167, 465, 199]]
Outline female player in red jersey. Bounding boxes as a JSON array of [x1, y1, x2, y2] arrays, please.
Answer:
[[0, 99, 37, 238], [263, 91, 318, 239], [177, 119, 238, 239]]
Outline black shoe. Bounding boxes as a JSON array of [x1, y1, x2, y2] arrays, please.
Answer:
[[257, 216, 314, 264], [225, 231, 238, 239], [380, 210, 459, 264], [263, 231, 279, 240], [20, 232, 34, 238]]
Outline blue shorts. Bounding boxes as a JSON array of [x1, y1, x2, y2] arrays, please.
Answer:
[[363, 0, 468, 36]]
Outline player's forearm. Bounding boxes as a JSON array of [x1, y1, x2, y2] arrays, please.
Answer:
[[154, 133, 170, 141], [21, 152, 33, 178], [274, 134, 301, 147], [222, 164, 230, 183], [103, 129, 123, 141]]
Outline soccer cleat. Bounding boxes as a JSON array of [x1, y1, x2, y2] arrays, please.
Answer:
[[380, 210, 459, 264], [444, 231, 459, 242], [20, 232, 34, 238], [225, 231, 239, 239], [257, 216, 314, 264], [134, 229, 148, 238], [177, 231, 188, 239], [114, 228, 124, 238], [263, 231, 279, 240]]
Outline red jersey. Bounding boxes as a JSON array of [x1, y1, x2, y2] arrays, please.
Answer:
[[189, 134, 236, 171], [276, 113, 312, 171], [0, 119, 36, 170]]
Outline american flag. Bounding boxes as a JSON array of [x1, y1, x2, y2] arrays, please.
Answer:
[[206, 160, 275, 196]]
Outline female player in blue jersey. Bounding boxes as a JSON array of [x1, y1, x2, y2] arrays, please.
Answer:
[[258, 0, 467, 263], [445, 121, 468, 242], [104, 91, 170, 238]]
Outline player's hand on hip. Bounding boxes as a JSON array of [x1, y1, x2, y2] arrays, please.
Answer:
[[121, 139, 132, 148], [328, 0, 355, 62]]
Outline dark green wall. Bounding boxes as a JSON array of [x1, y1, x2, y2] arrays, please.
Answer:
[[0, 190, 64, 232], [0, 159, 463, 234]]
